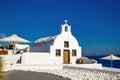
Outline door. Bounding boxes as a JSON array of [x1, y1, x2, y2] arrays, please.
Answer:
[[63, 50, 70, 64]]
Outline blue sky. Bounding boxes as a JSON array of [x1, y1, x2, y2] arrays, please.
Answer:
[[0, 0, 120, 54]]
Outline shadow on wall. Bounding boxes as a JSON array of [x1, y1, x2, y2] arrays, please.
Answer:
[[17, 56, 22, 64]]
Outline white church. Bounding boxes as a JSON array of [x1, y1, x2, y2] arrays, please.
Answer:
[[22, 20, 81, 65]]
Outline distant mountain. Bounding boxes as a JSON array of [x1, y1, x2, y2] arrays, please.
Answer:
[[82, 52, 120, 56], [82, 52, 99, 56], [0, 34, 6, 39]]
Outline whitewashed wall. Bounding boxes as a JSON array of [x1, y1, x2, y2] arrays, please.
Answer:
[[22, 52, 56, 65], [64, 64, 103, 69], [50, 31, 82, 64]]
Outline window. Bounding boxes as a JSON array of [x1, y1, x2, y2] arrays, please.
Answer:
[[72, 50, 77, 56], [65, 26, 68, 32], [56, 49, 61, 57], [64, 41, 69, 48]]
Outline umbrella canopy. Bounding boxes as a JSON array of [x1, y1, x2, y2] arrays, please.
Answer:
[[0, 34, 30, 54], [0, 34, 30, 43], [101, 54, 120, 60], [101, 54, 120, 67]]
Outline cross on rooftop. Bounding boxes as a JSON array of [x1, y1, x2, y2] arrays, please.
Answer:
[[64, 19, 68, 24]]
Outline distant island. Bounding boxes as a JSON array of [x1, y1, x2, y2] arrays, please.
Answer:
[[82, 52, 120, 56]]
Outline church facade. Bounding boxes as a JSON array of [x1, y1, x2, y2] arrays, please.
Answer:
[[22, 20, 81, 64]]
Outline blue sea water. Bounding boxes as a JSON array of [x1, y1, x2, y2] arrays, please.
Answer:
[[86, 56, 120, 69]]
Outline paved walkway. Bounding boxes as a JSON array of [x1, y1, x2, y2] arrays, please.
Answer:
[[2, 71, 71, 80]]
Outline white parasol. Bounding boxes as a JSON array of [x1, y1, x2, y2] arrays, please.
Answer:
[[0, 34, 30, 43], [0, 34, 30, 65], [0, 34, 30, 54], [101, 54, 120, 67]]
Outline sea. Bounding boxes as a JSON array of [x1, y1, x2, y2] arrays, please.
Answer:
[[85, 55, 120, 69]]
